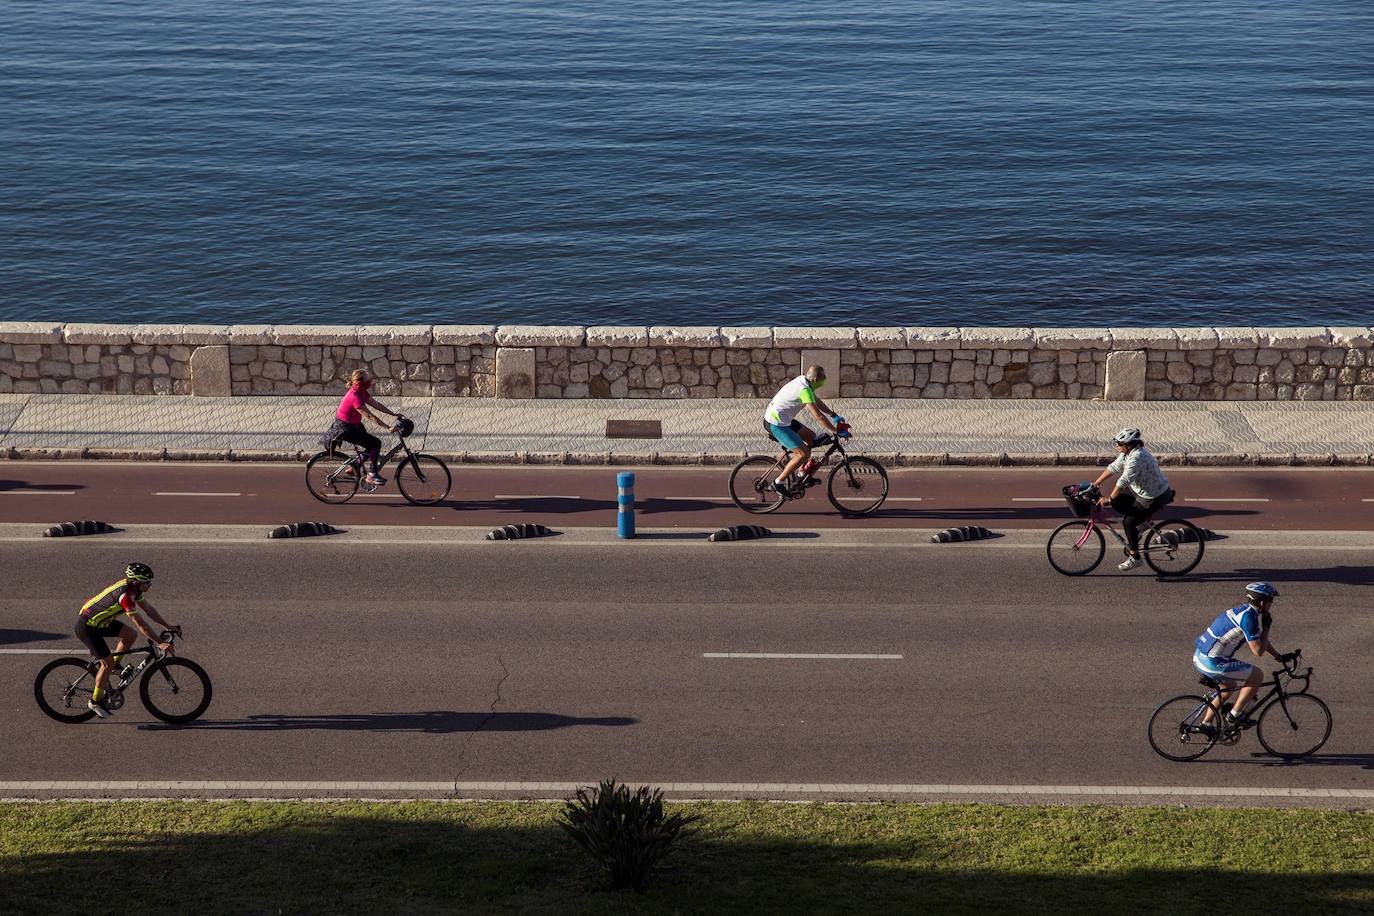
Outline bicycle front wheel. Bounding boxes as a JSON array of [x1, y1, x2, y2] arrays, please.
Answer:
[[826, 457, 889, 516], [140, 658, 213, 724], [1148, 694, 1221, 761], [34, 657, 98, 724], [728, 456, 787, 514], [1046, 520, 1105, 576], [1256, 693, 1331, 760], [1143, 519, 1205, 576], [397, 454, 452, 506], [305, 452, 359, 504]]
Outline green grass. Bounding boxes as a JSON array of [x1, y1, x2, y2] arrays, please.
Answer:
[[2, 801, 1371, 915]]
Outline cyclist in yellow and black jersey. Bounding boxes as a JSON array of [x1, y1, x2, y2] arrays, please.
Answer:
[[76, 562, 178, 719]]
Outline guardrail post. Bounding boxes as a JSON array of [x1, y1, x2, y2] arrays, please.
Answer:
[[617, 471, 635, 538]]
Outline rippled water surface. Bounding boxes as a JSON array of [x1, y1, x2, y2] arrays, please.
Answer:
[[2, 0, 1372, 325]]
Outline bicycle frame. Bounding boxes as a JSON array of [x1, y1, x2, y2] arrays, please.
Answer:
[[768, 433, 851, 475], [322, 436, 416, 488], [1197, 663, 1311, 724], [1075, 503, 1170, 554], [72, 638, 172, 697]]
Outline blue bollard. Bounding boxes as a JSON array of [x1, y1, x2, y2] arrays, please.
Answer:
[[617, 471, 635, 538]]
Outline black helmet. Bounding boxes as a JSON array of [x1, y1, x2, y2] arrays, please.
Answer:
[[395, 416, 415, 438], [125, 562, 154, 583]]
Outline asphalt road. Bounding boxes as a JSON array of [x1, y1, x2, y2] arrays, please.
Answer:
[[2, 530, 1370, 803], [1, 462, 1372, 530]]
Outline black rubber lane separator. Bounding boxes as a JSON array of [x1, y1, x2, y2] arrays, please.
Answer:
[[42, 520, 118, 538], [268, 522, 341, 539]]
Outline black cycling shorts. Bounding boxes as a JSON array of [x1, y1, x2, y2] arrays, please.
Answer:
[[74, 618, 127, 659]]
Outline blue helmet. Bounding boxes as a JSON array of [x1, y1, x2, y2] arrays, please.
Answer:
[[1245, 582, 1279, 600]]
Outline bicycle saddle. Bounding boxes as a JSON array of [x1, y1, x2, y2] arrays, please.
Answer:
[[1198, 675, 1221, 688]]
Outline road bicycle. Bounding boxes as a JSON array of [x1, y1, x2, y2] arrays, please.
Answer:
[[306, 414, 451, 505], [728, 417, 889, 516], [1046, 482, 1204, 576], [34, 630, 212, 725], [1147, 649, 1331, 761]]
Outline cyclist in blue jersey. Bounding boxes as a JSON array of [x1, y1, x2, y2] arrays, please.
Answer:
[[1193, 582, 1296, 734]]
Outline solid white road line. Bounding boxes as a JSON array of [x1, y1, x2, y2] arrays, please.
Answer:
[[493, 494, 583, 500], [0, 648, 77, 654], [0, 780, 1369, 800], [884, 497, 923, 502], [658, 496, 734, 502], [703, 653, 903, 660], [1184, 498, 1270, 503], [153, 492, 242, 497], [0, 490, 76, 495]]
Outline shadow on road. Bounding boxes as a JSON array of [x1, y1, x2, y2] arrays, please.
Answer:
[[0, 627, 66, 645], [1242, 753, 1374, 770], [0, 479, 84, 492], [1159, 566, 1374, 587], [861, 505, 1259, 523], [143, 711, 637, 733]]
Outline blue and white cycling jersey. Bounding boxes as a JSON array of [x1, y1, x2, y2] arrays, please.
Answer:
[[1195, 603, 1263, 659]]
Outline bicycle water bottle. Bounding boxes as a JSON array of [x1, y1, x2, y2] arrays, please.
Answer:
[[800, 458, 819, 479]]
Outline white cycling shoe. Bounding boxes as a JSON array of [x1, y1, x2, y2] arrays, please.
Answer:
[[1118, 555, 1143, 571]]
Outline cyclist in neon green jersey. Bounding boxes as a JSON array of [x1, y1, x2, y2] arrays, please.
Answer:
[[763, 365, 841, 491], [75, 562, 178, 719]]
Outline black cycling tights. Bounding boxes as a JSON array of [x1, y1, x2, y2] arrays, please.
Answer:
[[337, 425, 382, 472], [1111, 492, 1161, 556]]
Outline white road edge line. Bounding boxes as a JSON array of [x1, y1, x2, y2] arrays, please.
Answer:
[[493, 495, 583, 500], [153, 492, 242, 497], [0, 781, 1368, 800], [1184, 498, 1270, 503], [0, 648, 78, 654], [703, 653, 903, 660]]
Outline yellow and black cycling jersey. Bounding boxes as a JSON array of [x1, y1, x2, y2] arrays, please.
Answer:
[[79, 581, 142, 628]]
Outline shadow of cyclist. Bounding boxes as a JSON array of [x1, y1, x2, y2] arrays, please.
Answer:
[[141, 711, 637, 733]]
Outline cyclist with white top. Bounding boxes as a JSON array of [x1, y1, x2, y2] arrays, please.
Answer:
[[1091, 427, 1172, 571], [763, 366, 840, 492], [1193, 582, 1296, 734]]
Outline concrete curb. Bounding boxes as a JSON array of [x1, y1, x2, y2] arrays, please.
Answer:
[[5, 447, 1373, 467]]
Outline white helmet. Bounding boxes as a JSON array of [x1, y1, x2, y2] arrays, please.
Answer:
[[1113, 427, 1142, 445]]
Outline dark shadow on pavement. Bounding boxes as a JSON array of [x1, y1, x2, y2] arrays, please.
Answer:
[[1244, 752, 1374, 769], [1159, 567, 1374, 588], [861, 505, 1259, 523], [143, 711, 637, 733], [0, 479, 85, 492], [0, 627, 66, 645], [8, 815, 1372, 915]]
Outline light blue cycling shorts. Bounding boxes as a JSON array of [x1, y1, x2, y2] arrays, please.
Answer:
[[1193, 650, 1255, 683], [766, 420, 806, 449]]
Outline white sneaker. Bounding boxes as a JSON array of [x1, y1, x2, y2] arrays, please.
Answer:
[[88, 698, 112, 719], [1118, 555, 1143, 571]]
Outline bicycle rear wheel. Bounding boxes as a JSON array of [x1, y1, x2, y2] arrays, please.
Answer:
[[140, 658, 213, 724], [305, 451, 359, 504], [1256, 693, 1331, 759], [728, 455, 787, 514], [34, 657, 98, 723], [1046, 520, 1105, 576], [1142, 519, 1205, 576], [1148, 694, 1221, 761], [826, 457, 889, 516], [396, 454, 452, 506]]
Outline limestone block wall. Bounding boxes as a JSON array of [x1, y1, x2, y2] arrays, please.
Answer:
[[1, 322, 1372, 401]]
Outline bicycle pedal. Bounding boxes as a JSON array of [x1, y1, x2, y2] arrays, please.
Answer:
[[360, 482, 379, 493]]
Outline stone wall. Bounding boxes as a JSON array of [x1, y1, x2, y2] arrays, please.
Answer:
[[1, 322, 1372, 400]]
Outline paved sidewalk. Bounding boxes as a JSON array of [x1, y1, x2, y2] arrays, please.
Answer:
[[1, 393, 1373, 464]]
